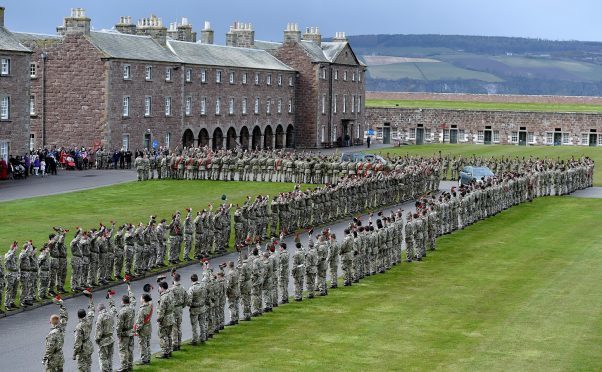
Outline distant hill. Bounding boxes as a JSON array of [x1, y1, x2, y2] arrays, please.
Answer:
[[348, 34, 602, 96]]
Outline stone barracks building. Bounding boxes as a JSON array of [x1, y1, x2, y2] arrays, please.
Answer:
[[12, 8, 367, 151]]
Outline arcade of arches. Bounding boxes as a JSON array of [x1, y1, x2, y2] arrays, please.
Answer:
[[182, 125, 294, 150]]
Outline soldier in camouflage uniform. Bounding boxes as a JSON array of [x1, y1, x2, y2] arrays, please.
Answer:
[[170, 273, 187, 351], [37, 244, 51, 299], [239, 254, 253, 321], [95, 293, 117, 372], [73, 294, 95, 372], [168, 211, 182, 264], [304, 239, 318, 298], [134, 293, 153, 365], [156, 219, 167, 266], [4, 242, 19, 310], [113, 225, 125, 279], [157, 281, 175, 358], [182, 209, 194, 261], [251, 247, 264, 316], [328, 234, 339, 289], [187, 273, 207, 345], [226, 261, 241, 325], [116, 283, 136, 372], [19, 241, 33, 306], [43, 298, 68, 372], [123, 225, 135, 276], [292, 241, 305, 301], [278, 241, 290, 304]]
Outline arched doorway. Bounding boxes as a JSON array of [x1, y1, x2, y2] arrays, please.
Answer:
[[264, 125, 273, 150], [226, 127, 237, 150], [252, 126, 262, 150], [182, 129, 194, 148], [240, 127, 250, 150], [198, 128, 209, 148], [212, 128, 224, 150], [285, 125, 294, 148], [275, 125, 284, 149]]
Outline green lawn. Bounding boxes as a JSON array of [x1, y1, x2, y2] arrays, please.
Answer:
[[366, 99, 602, 113], [0, 180, 298, 259], [370, 144, 602, 186], [138, 197, 602, 371]]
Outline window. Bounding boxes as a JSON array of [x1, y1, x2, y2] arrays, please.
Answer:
[[288, 76, 293, 86], [229, 72, 235, 84], [334, 70, 338, 80], [358, 72, 362, 82], [266, 98, 271, 114], [29, 134, 35, 151], [321, 68, 326, 80], [333, 125, 337, 142], [254, 73, 260, 85], [200, 97, 207, 115], [165, 133, 171, 148], [145, 66, 152, 80], [185, 68, 192, 82], [352, 72, 356, 81], [242, 97, 247, 114], [30, 63, 37, 78], [477, 130, 484, 142], [122, 96, 129, 117], [201, 69, 207, 83], [1, 96, 9, 120], [185, 97, 192, 116], [493, 130, 500, 143], [546, 132, 553, 144], [267, 74, 272, 85], [409, 129, 415, 140], [242, 72, 247, 85], [333, 95, 338, 114], [562, 133, 569, 144], [599, 135, 602, 146], [343, 95, 347, 113], [528, 132, 535, 143], [215, 97, 221, 115], [1, 58, 10, 75], [581, 133, 589, 145], [254, 98, 260, 114], [229, 98, 234, 115], [511, 131, 518, 143], [30, 95, 36, 116], [351, 95, 355, 113], [0, 141, 8, 162], [288, 99, 293, 113], [123, 65, 131, 80], [122, 135, 129, 151], [277, 99, 282, 114], [343, 71, 348, 81], [458, 129, 465, 141], [144, 96, 151, 116], [165, 67, 172, 81], [321, 126, 326, 142], [321, 94, 326, 114], [278, 74, 282, 86], [357, 96, 362, 113], [377, 127, 384, 139], [165, 97, 172, 116], [443, 130, 450, 142], [216, 71, 222, 83]]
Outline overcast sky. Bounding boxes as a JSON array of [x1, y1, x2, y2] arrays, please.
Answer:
[[2, 0, 600, 43]]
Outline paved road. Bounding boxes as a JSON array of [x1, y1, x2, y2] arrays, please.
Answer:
[[0, 169, 137, 202], [569, 187, 602, 198]]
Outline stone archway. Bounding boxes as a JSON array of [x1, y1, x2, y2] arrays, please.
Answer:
[[198, 128, 209, 148], [264, 125, 273, 150], [240, 126, 250, 150], [212, 128, 224, 150], [226, 127, 237, 150], [285, 124, 294, 148], [252, 126, 262, 150], [275, 125, 284, 149], [182, 129, 194, 148]]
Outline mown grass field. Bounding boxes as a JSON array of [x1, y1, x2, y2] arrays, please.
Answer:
[[366, 98, 602, 113], [139, 197, 602, 371], [370, 144, 602, 186]]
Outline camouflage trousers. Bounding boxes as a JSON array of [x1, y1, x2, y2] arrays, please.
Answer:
[[113, 249, 124, 278], [172, 308, 183, 348], [227, 294, 240, 322], [279, 275, 289, 302], [75, 352, 92, 372], [98, 343, 114, 372], [124, 245, 134, 275], [133, 244, 144, 274], [70, 256, 83, 290], [241, 290, 252, 319], [38, 272, 50, 298], [183, 234, 193, 258], [118, 336, 134, 370], [305, 272, 316, 298], [342, 258, 353, 285], [138, 334, 151, 363], [50, 257, 67, 291], [317, 266, 327, 294], [251, 283, 263, 314], [156, 241, 166, 266], [329, 262, 339, 288], [405, 240, 414, 262], [44, 353, 64, 372], [168, 236, 182, 261], [293, 274, 304, 300], [19, 272, 32, 302], [189, 308, 207, 343], [158, 323, 173, 355], [98, 253, 110, 280], [87, 253, 99, 286]]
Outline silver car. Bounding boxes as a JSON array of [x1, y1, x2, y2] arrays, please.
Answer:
[[459, 166, 494, 186]]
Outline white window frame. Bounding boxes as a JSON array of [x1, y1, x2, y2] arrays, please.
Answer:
[[242, 97, 247, 114], [0, 141, 8, 162], [1, 58, 10, 76], [200, 97, 207, 115], [1, 96, 10, 120], [288, 99, 293, 113], [242, 72, 247, 85], [165, 67, 172, 81], [229, 71, 235, 84], [278, 74, 282, 86], [358, 96, 362, 113], [30, 63, 37, 78], [267, 74, 272, 86], [334, 70, 338, 80], [254, 72, 260, 85], [321, 126, 326, 142], [123, 65, 131, 80], [165, 96, 172, 116], [277, 98, 282, 114], [165, 132, 171, 148], [185, 68, 192, 82], [185, 96, 192, 116], [145, 66, 152, 81], [266, 98, 271, 114], [352, 72, 356, 81], [409, 129, 415, 140], [122, 134, 129, 151], [288, 76, 293, 86], [562, 132, 569, 145], [511, 131, 518, 143], [229, 97, 234, 115], [351, 95, 355, 113], [528, 132, 535, 144], [215, 97, 221, 115], [477, 130, 484, 142], [598, 134, 602, 146], [201, 69, 207, 83], [581, 133, 589, 146], [144, 96, 152, 117], [443, 130, 450, 142], [321, 68, 326, 80], [546, 132, 554, 145], [358, 72, 362, 82], [333, 125, 337, 142], [343, 95, 347, 113], [30, 95, 36, 116], [122, 96, 129, 117], [322, 94, 326, 114], [333, 95, 338, 114], [493, 130, 500, 143], [216, 70, 222, 83], [343, 71, 348, 81], [254, 97, 260, 114]]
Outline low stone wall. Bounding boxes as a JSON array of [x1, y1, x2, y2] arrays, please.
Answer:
[[365, 107, 602, 146], [366, 91, 602, 105]]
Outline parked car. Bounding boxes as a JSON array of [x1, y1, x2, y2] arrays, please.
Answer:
[[340, 152, 387, 165], [459, 166, 494, 186]]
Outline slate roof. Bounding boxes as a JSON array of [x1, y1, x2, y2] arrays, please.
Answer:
[[255, 39, 366, 66], [0, 27, 31, 53], [87, 31, 182, 63], [167, 40, 293, 71]]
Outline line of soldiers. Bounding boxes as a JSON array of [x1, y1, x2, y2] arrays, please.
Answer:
[[39, 155, 594, 371]]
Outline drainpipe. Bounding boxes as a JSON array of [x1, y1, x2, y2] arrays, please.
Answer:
[[40, 52, 47, 147]]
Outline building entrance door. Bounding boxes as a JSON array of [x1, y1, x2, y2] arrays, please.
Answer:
[[554, 132, 562, 146], [484, 130, 492, 144], [589, 133, 598, 147], [519, 131, 527, 146], [416, 128, 424, 145], [383, 127, 391, 144], [143, 133, 151, 150], [450, 129, 458, 144]]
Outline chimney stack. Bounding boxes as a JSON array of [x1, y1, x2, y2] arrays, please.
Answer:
[[225, 21, 255, 48], [200, 21, 214, 44], [333, 31, 347, 42], [167, 17, 196, 42], [0, 7, 5, 28], [283, 23, 301, 43], [302, 26, 322, 44], [57, 8, 91, 36], [116, 16, 136, 35], [136, 14, 167, 46]]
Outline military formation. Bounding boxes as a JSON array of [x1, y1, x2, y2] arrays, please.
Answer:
[[35, 155, 594, 371]]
